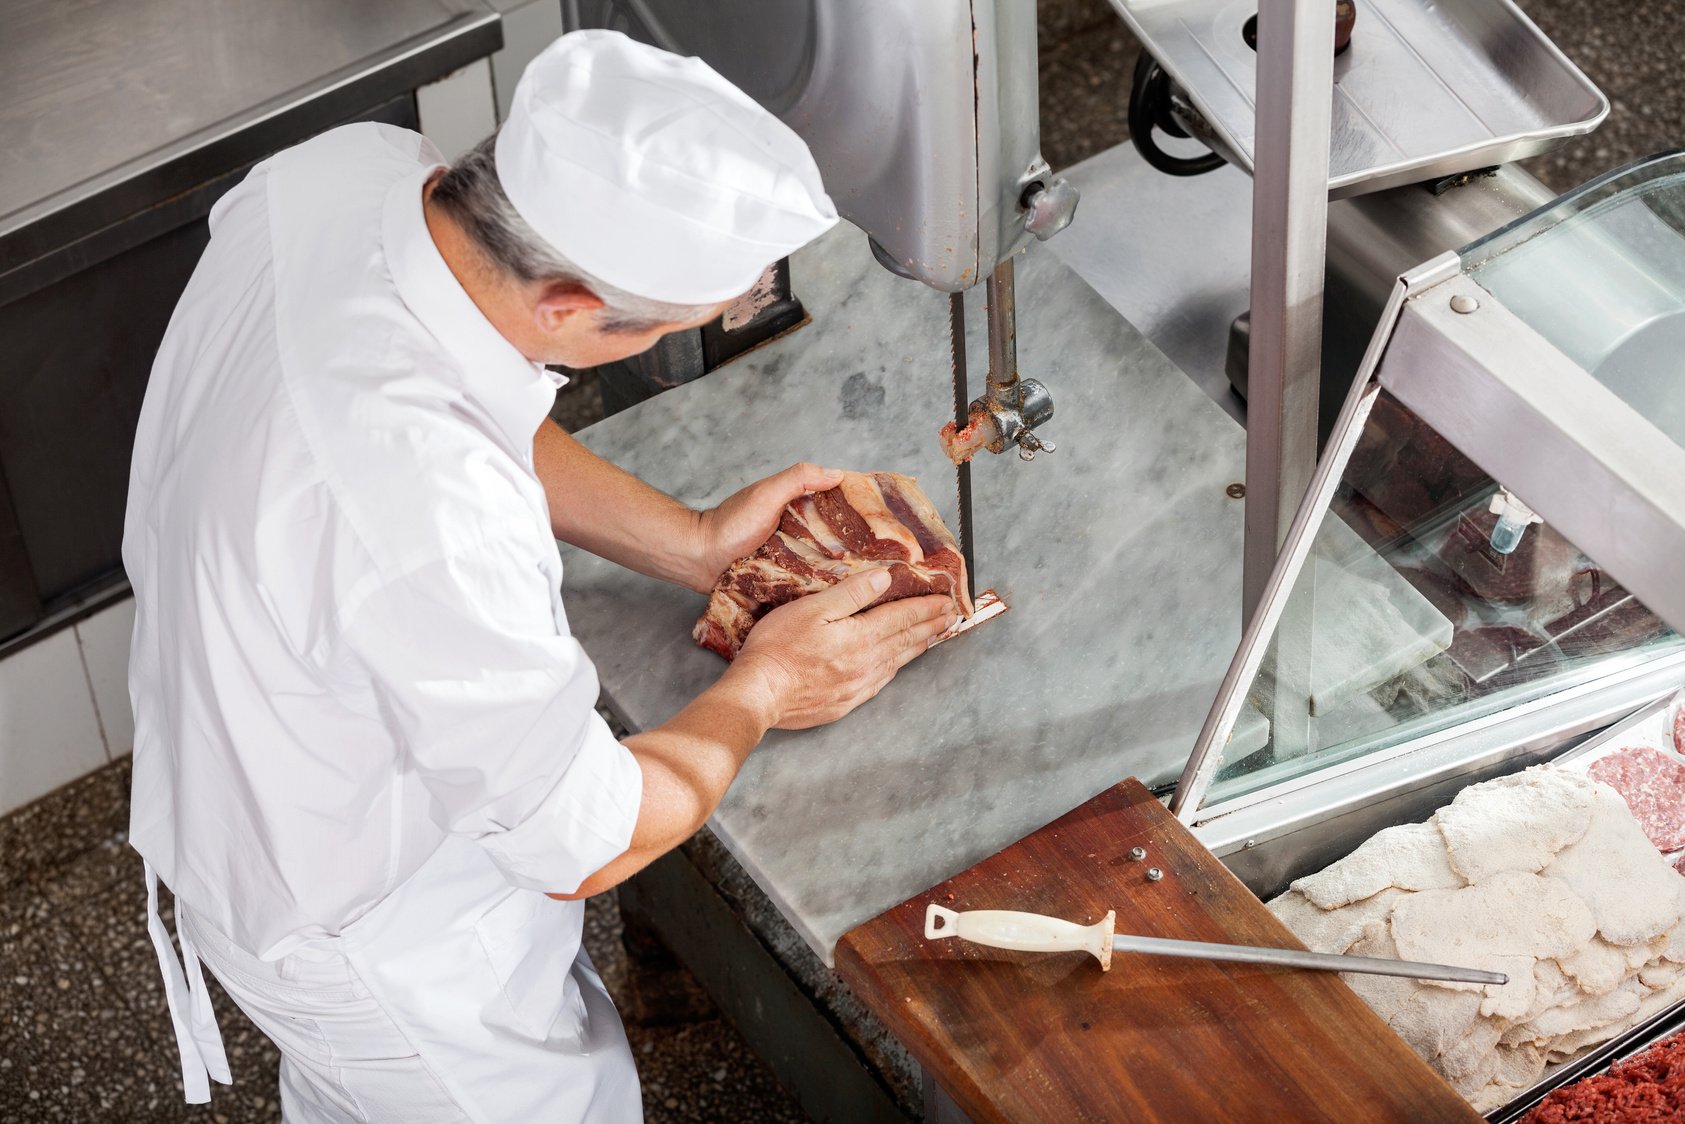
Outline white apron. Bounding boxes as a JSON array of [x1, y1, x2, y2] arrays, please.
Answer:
[[146, 835, 642, 1122]]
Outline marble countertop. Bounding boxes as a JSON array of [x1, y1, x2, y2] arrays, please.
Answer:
[[561, 221, 1254, 961]]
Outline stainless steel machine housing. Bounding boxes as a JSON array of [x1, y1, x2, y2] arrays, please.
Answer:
[[564, 0, 1053, 291]]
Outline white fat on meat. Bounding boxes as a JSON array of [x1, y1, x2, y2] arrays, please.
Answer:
[[1289, 821, 1463, 910], [835, 475, 923, 559], [1266, 765, 1685, 1114], [1434, 768, 1597, 883]]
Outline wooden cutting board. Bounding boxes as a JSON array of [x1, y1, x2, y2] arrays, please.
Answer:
[[835, 778, 1482, 1123]]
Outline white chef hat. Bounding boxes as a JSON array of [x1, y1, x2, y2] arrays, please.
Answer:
[[496, 29, 839, 306]]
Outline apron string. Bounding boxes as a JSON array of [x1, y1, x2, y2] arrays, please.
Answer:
[[175, 893, 232, 1084], [143, 861, 232, 1103]]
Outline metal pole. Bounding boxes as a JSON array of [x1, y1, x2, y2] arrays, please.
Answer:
[[984, 258, 1019, 399], [1110, 933, 1507, 986], [1242, 0, 1335, 620]]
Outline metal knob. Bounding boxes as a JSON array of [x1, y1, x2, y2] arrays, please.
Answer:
[[1023, 179, 1080, 241], [1017, 430, 1055, 460]]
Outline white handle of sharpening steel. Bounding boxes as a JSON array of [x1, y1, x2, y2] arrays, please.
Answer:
[[924, 904, 1116, 971]]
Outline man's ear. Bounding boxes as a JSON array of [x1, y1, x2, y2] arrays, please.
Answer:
[[534, 282, 605, 334]]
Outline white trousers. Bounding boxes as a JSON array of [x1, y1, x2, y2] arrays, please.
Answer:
[[183, 908, 466, 1121], [173, 837, 642, 1123]]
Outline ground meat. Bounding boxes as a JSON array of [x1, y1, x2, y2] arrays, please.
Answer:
[[1522, 1029, 1685, 1122], [1588, 747, 1685, 853]]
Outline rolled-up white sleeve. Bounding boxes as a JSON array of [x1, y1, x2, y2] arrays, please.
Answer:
[[342, 541, 641, 893]]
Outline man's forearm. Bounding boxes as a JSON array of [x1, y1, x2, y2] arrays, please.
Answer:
[[552, 662, 777, 899], [533, 417, 712, 592]]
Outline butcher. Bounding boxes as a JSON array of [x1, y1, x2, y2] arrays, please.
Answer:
[[123, 29, 957, 1123]]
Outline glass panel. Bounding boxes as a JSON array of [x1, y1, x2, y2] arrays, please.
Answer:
[[1463, 150, 1685, 445], [1207, 390, 1683, 806]]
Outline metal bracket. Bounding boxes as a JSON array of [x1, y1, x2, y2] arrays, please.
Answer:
[[939, 257, 1058, 464]]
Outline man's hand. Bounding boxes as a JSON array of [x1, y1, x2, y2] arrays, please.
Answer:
[[551, 567, 955, 902], [729, 569, 959, 730], [689, 463, 844, 593]]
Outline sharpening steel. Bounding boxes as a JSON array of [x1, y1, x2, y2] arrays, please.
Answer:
[[925, 905, 1508, 986]]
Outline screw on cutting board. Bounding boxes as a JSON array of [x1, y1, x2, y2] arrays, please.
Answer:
[[1129, 846, 1147, 861], [1146, 867, 1164, 882]]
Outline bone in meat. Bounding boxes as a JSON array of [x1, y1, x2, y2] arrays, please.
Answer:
[[693, 472, 973, 660]]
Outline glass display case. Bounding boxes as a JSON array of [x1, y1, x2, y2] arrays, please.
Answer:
[[1175, 149, 1685, 866], [1171, 148, 1685, 1120]]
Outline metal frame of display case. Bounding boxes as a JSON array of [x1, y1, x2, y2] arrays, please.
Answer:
[[1174, 153, 1685, 852], [1384, 277, 1685, 633]]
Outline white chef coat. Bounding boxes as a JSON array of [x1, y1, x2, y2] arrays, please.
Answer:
[[123, 122, 644, 1113]]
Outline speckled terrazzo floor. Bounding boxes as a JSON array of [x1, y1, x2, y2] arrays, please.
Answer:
[[6, 3, 1683, 1121]]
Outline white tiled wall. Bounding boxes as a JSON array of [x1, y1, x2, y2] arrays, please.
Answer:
[[0, 624, 116, 817], [77, 597, 137, 759], [416, 57, 498, 161]]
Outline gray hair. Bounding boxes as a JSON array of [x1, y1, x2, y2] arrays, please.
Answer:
[[431, 133, 717, 333]]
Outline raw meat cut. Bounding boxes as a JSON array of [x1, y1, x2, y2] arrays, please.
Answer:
[[693, 472, 973, 660], [1268, 766, 1685, 1114], [1588, 746, 1685, 853], [1522, 1028, 1685, 1122]]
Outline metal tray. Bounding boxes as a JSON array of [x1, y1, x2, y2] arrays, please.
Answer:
[[1489, 697, 1685, 1116], [1217, 693, 1685, 1119], [1107, 0, 1608, 198], [1489, 1000, 1685, 1122]]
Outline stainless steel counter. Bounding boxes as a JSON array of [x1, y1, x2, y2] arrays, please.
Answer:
[[1, 0, 499, 273]]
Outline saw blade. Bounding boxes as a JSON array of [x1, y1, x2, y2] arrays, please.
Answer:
[[949, 291, 977, 606]]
